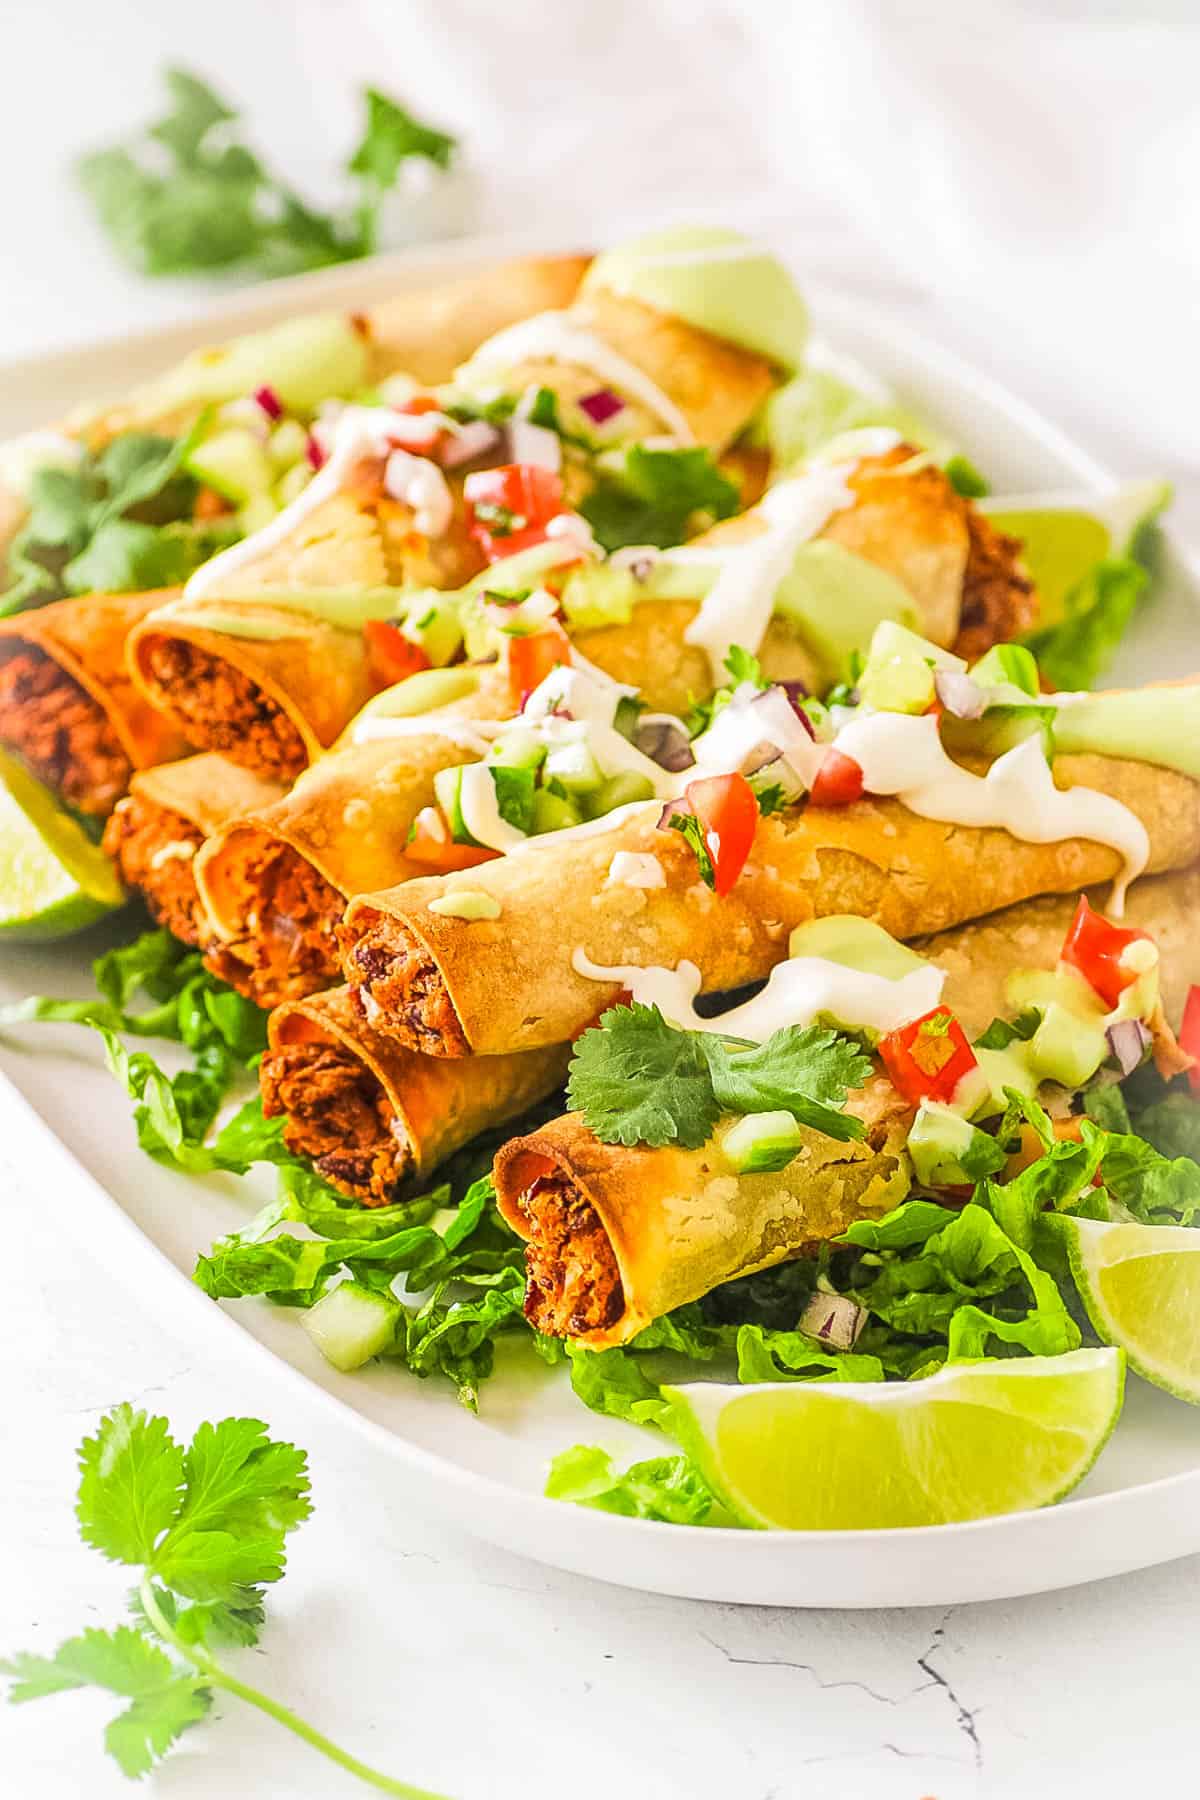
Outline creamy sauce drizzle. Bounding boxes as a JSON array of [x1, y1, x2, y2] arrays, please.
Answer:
[[831, 711, 1149, 912], [678, 463, 858, 678], [184, 406, 453, 600], [606, 851, 667, 890], [459, 311, 695, 444], [570, 948, 944, 1042]]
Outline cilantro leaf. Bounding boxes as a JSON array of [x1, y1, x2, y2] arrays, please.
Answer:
[[704, 1025, 871, 1142], [76, 68, 456, 280], [580, 446, 738, 551], [666, 807, 716, 888], [567, 1003, 720, 1149], [104, 1677, 213, 1779], [944, 454, 990, 499], [974, 1005, 1042, 1051], [76, 1406, 185, 1567]]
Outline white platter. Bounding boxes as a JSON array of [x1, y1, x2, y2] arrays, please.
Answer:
[[2, 241, 1199, 1610]]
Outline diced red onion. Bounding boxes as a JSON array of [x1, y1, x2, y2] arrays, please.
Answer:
[[506, 420, 562, 472], [1106, 1018, 1151, 1076], [750, 686, 822, 769], [305, 433, 326, 472], [798, 1291, 868, 1351], [578, 388, 626, 426], [634, 715, 695, 774], [440, 421, 504, 470], [658, 796, 691, 831], [612, 546, 660, 583], [254, 384, 283, 421], [935, 669, 987, 720], [739, 739, 786, 777]]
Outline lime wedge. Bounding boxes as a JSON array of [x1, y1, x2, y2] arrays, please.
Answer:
[[1046, 1215, 1200, 1403], [663, 1349, 1124, 1530], [980, 480, 1170, 627], [0, 750, 126, 941]]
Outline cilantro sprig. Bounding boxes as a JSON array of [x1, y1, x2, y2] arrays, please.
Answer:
[[1, 1407, 447, 1794], [76, 69, 456, 280], [1, 419, 234, 614], [567, 1002, 871, 1151], [579, 445, 738, 552]]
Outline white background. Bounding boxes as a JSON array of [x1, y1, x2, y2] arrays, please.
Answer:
[[1, 2, 1198, 1795]]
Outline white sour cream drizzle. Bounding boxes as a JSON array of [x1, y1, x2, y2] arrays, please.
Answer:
[[570, 948, 944, 1043], [831, 711, 1150, 912], [184, 406, 453, 600], [458, 312, 696, 445], [676, 463, 860, 679]]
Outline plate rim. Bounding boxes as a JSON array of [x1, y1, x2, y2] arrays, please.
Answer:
[[4, 234, 1200, 1605]]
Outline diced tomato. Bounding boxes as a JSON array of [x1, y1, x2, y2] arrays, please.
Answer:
[[879, 1006, 979, 1107], [507, 621, 572, 708], [679, 772, 759, 897], [193, 484, 232, 522], [395, 394, 442, 415], [406, 810, 500, 873], [1060, 895, 1154, 1010], [1181, 985, 1200, 1095], [809, 748, 864, 807], [465, 464, 564, 562], [363, 620, 432, 688]]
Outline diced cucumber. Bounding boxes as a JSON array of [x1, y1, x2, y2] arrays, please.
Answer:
[[865, 619, 966, 673], [433, 766, 478, 845], [543, 740, 605, 796], [908, 1102, 1006, 1188], [402, 597, 464, 668], [487, 728, 548, 774], [531, 785, 583, 834], [268, 419, 310, 470], [584, 771, 656, 817], [1027, 1002, 1108, 1089], [274, 462, 312, 508], [559, 564, 639, 630], [721, 1111, 805, 1174], [185, 426, 274, 504], [239, 493, 279, 534], [858, 653, 936, 716], [302, 1281, 402, 1372], [969, 643, 1039, 696]]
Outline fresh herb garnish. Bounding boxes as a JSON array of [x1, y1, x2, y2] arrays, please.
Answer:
[[1022, 556, 1148, 692], [1, 419, 232, 614], [566, 1002, 870, 1150], [944, 454, 990, 499], [76, 69, 456, 279], [580, 446, 738, 552], [0, 1406, 447, 1794]]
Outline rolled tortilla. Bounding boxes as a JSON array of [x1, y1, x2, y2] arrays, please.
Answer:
[[494, 1076, 912, 1346], [195, 670, 512, 1007], [492, 865, 1200, 1347], [260, 986, 570, 1205], [0, 590, 189, 815], [340, 749, 1200, 1057], [367, 255, 593, 385], [102, 753, 285, 947]]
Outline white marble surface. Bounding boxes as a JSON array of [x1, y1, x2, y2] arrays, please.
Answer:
[[1, 3, 1198, 1795]]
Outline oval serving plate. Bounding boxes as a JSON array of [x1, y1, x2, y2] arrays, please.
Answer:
[[2, 240, 1198, 1609]]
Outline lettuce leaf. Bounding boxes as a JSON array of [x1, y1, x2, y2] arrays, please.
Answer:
[[545, 1445, 716, 1525]]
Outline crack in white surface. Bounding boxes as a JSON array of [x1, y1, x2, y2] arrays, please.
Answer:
[[698, 1630, 923, 1707], [917, 1621, 983, 1768]]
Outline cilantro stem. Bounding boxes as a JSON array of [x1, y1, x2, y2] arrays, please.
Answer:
[[137, 1578, 447, 1798]]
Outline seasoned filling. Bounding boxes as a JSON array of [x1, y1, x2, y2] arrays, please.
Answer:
[[954, 507, 1038, 662], [521, 1172, 624, 1337], [140, 638, 308, 781], [340, 916, 470, 1056], [0, 646, 130, 815], [204, 842, 344, 1009], [101, 797, 206, 946], [259, 1039, 410, 1206]]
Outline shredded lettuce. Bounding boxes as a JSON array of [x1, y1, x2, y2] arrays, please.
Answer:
[[545, 1445, 716, 1525]]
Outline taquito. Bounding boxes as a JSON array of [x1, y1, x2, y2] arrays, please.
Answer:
[[260, 986, 570, 1205], [195, 668, 512, 1007], [102, 753, 285, 948], [0, 590, 188, 815], [492, 866, 1200, 1347], [340, 750, 1200, 1057]]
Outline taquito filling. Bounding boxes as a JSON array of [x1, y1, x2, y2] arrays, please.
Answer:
[[204, 842, 343, 1007], [259, 1039, 410, 1206], [101, 795, 206, 947], [953, 506, 1037, 662], [519, 1171, 625, 1337], [0, 646, 130, 815], [139, 636, 308, 780], [341, 915, 470, 1056]]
